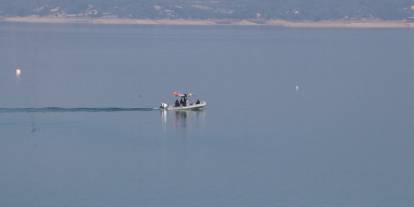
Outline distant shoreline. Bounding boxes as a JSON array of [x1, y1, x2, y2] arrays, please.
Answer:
[[1, 16, 414, 28]]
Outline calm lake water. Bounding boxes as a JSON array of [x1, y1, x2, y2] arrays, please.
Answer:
[[1, 23, 413, 207]]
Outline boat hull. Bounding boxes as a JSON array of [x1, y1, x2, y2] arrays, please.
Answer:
[[163, 101, 207, 111]]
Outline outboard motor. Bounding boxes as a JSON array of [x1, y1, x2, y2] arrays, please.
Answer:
[[160, 103, 168, 109]]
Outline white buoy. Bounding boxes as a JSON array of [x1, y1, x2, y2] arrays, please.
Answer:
[[16, 68, 22, 77], [295, 85, 300, 91]]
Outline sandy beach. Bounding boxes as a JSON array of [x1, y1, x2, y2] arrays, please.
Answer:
[[1, 16, 414, 28]]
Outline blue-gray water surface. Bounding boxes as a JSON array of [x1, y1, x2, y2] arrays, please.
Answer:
[[0, 23, 413, 207]]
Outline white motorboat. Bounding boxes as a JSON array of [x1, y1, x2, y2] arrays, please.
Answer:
[[160, 91, 207, 111]]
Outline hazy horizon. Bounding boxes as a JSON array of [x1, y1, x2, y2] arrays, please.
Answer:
[[1, 0, 414, 20]]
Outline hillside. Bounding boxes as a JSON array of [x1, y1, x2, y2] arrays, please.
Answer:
[[1, 0, 414, 20]]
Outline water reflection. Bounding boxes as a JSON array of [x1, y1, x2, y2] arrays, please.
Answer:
[[161, 110, 206, 133]]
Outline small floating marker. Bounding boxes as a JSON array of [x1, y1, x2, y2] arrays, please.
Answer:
[[16, 67, 22, 77], [295, 85, 300, 91]]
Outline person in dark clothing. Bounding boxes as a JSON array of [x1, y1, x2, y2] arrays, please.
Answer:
[[196, 99, 200, 104], [183, 94, 188, 106], [175, 99, 180, 107], [180, 98, 184, 106], [182, 97, 187, 106]]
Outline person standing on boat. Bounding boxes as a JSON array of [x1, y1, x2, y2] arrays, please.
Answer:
[[183, 94, 188, 106]]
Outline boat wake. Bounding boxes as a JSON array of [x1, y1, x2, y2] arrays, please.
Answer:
[[0, 107, 159, 113]]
